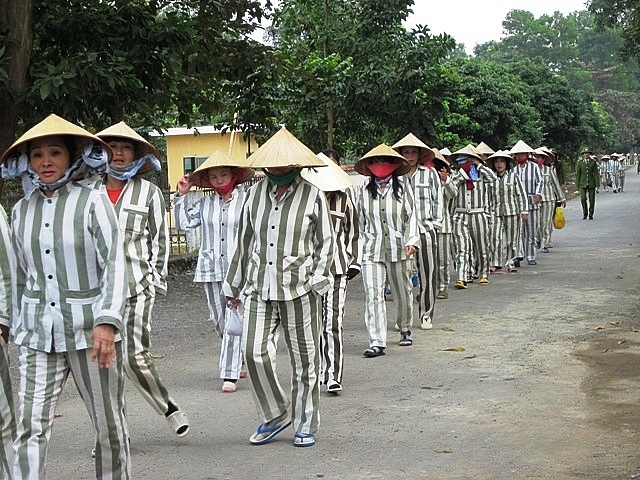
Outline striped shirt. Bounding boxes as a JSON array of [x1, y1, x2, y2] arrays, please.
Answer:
[[11, 182, 127, 353], [356, 177, 419, 263], [440, 179, 455, 234], [448, 164, 497, 212], [223, 176, 335, 301], [0, 206, 16, 328], [326, 190, 360, 275], [539, 166, 565, 204], [492, 170, 528, 216], [174, 184, 248, 283], [107, 177, 169, 297], [407, 166, 444, 232], [515, 161, 544, 208]]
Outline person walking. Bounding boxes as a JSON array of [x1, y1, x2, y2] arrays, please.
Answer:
[[576, 148, 600, 220], [301, 152, 360, 393], [1, 114, 130, 479], [433, 150, 454, 299], [97, 122, 190, 436], [173, 151, 254, 393], [354, 144, 418, 355], [224, 127, 335, 448], [534, 147, 566, 253]]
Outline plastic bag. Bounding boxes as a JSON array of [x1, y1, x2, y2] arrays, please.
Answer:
[[225, 303, 244, 336], [553, 206, 566, 229]]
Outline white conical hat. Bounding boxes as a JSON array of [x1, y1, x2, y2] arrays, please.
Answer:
[[476, 141, 495, 155], [245, 126, 325, 168], [97, 121, 160, 174], [392, 133, 431, 156], [300, 153, 354, 192], [509, 140, 534, 154], [451, 144, 484, 162], [439, 147, 452, 157], [354, 144, 410, 176], [189, 150, 254, 188]]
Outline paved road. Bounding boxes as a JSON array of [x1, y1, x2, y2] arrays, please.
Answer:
[[15, 169, 640, 479]]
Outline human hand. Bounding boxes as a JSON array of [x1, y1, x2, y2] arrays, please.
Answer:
[[226, 296, 241, 308], [521, 213, 529, 222], [91, 324, 116, 369], [533, 194, 542, 205], [405, 245, 417, 257], [176, 175, 193, 196], [346, 267, 360, 280]]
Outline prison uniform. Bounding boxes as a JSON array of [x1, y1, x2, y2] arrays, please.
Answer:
[[407, 166, 443, 323], [515, 161, 543, 262], [448, 164, 497, 282], [618, 160, 626, 191], [174, 185, 247, 381], [0, 206, 16, 479], [437, 180, 454, 293], [357, 177, 419, 346], [224, 176, 335, 436], [11, 182, 130, 480], [490, 170, 527, 269], [321, 190, 360, 386], [538, 165, 565, 249]]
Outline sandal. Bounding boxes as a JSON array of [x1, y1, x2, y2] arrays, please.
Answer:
[[166, 409, 190, 437], [363, 346, 385, 358], [249, 413, 291, 445], [293, 432, 315, 447]]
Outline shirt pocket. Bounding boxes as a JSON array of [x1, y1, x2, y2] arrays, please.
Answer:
[[20, 289, 42, 331], [330, 211, 346, 236], [63, 288, 101, 331], [122, 204, 149, 236]]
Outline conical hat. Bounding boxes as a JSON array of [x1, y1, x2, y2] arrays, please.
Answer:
[[300, 153, 354, 192], [487, 150, 515, 169], [245, 126, 325, 168], [509, 140, 534, 155], [189, 150, 254, 188], [476, 141, 495, 155], [392, 133, 431, 157], [354, 144, 410, 176], [0, 113, 109, 165], [451, 144, 484, 162], [97, 121, 160, 175], [430, 148, 451, 171], [534, 147, 551, 157], [439, 147, 452, 157]]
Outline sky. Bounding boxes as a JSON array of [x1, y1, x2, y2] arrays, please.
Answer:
[[405, 0, 589, 53]]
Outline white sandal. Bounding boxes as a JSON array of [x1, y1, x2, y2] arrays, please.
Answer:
[[166, 409, 190, 437]]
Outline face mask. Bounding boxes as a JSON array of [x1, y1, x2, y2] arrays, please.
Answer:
[[516, 156, 528, 165], [368, 162, 399, 178], [211, 170, 244, 195], [455, 155, 468, 165], [264, 168, 301, 185]]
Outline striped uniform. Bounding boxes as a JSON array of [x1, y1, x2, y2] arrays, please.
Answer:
[[490, 170, 527, 269], [223, 176, 335, 436], [173, 185, 248, 381], [407, 166, 443, 322], [11, 182, 130, 480], [618, 159, 625, 191], [357, 177, 419, 345], [515, 161, 543, 262], [448, 164, 497, 281], [537, 165, 565, 249], [608, 159, 620, 191], [599, 159, 610, 191], [321, 190, 359, 386], [0, 206, 16, 479], [106, 177, 179, 417], [437, 180, 455, 292]]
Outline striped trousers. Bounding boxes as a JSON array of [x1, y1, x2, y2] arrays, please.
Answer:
[[537, 202, 555, 249], [362, 258, 414, 346], [204, 282, 243, 380], [415, 230, 438, 321], [519, 209, 539, 261], [243, 291, 321, 435], [123, 288, 176, 416], [320, 275, 347, 385], [14, 345, 130, 480], [437, 232, 452, 292], [492, 215, 522, 268], [0, 339, 15, 480], [452, 212, 490, 280]]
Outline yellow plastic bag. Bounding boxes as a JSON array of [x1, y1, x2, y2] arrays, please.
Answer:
[[553, 206, 566, 229]]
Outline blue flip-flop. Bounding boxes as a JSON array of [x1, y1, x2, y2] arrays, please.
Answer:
[[249, 418, 291, 445], [293, 432, 315, 447]]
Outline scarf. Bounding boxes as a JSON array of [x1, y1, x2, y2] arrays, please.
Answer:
[[455, 156, 478, 190], [264, 167, 301, 185], [107, 153, 161, 181], [368, 162, 399, 179], [211, 170, 244, 195]]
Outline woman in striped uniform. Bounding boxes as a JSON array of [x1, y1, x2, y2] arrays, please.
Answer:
[[1, 115, 130, 479], [97, 123, 190, 438], [302, 152, 360, 394], [434, 151, 454, 299], [173, 152, 254, 393], [0, 205, 16, 479], [392, 134, 443, 331], [487, 151, 528, 272], [355, 144, 418, 356], [224, 127, 335, 448], [534, 148, 566, 253]]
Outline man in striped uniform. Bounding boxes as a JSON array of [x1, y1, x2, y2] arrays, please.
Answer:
[[224, 127, 335, 448], [392, 133, 443, 330], [534, 148, 566, 253], [447, 145, 497, 289], [0, 205, 16, 479], [2, 115, 130, 479], [97, 123, 190, 437], [511, 140, 543, 266]]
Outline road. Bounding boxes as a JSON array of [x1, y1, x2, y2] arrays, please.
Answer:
[[18, 169, 640, 479]]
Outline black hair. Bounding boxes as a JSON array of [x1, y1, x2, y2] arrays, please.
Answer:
[[322, 148, 340, 164], [365, 173, 404, 201]]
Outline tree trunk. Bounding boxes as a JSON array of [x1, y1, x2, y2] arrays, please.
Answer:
[[326, 99, 334, 149]]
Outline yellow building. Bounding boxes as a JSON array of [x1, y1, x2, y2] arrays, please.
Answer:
[[153, 126, 259, 191]]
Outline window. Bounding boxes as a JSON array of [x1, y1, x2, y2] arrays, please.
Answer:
[[183, 156, 208, 174]]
